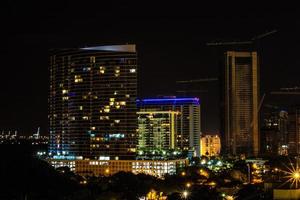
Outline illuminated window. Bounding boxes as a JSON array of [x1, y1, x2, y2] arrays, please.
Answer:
[[100, 66, 105, 74], [90, 56, 95, 63], [104, 108, 110, 113], [129, 68, 136, 73], [74, 75, 83, 83], [110, 98, 115, 102], [114, 120, 120, 123], [115, 67, 120, 77], [62, 89, 68, 94], [62, 97, 69, 100], [115, 105, 120, 109], [79, 106, 83, 110], [83, 116, 89, 120], [125, 94, 130, 98], [114, 91, 118, 95], [91, 127, 96, 130], [82, 67, 91, 71], [120, 101, 126, 106]]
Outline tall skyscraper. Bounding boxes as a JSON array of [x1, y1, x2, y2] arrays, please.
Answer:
[[221, 51, 259, 156], [49, 45, 137, 160], [137, 97, 201, 157]]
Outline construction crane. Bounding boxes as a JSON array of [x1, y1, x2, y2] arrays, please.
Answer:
[[246, 93, 266, 156], [206, 29, 278, 46], [176, 78, 218, 95], [176, 78, 218, 83], [270, 86, 300, 95]]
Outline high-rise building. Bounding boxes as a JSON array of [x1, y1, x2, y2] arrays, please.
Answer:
[[137, 97, 201, 157], [287, 106, 300, 155], [221, 51, 259, 156], [261, 108, 289, 155], [49, 45, 137, 160], [200, 135, 221, 157], [137, 110, 180, 156]]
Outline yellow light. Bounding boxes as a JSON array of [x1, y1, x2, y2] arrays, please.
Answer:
[[186, 182, 191, 188], [181, 171, 186, 176], [280, 161, 300, 188], [182, 191, 188, 199], [209, 181, 216, 186], [226, 195, 234, 200], [252, 163, 258, 169], [293, 171, 300, 179], [105, 168, 110, 174]]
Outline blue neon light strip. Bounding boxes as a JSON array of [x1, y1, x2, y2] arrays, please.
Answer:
[[136, 98, 200, 105]]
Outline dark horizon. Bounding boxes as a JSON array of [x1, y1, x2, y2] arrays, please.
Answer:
[[1, 2, 300, 135]]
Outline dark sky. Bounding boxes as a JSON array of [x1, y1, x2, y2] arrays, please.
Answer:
[[1, 1, 300, 135]]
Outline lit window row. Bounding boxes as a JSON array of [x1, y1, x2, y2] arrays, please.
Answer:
[[75, 75, 83, 83], [100, 116, 109, 120]]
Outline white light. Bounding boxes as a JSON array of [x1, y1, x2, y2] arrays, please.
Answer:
[[130, 68, 136, 73]]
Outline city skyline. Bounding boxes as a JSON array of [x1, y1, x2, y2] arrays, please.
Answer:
[[1, 2, 300, 135], [3, 2, 300, 200]]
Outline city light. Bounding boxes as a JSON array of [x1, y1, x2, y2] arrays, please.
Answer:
[[182, 191, 188, 199], [280, 160, 300, 188], [186, 182, 191, 188]]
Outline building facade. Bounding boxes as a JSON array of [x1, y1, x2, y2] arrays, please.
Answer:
[[137, 110, 180, 155], [49, 45, 137, 160], [137, 97, 201, 157], [287, 107, 300, 155], [221, 51, 259, 156], [261, 108, 289, 155], [200, 135, 221, 157], [49, 158, 188, 178]]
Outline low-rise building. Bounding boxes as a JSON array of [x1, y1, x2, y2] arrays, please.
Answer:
[[200, 135, 221, 156], [49, 158, 188, 178]]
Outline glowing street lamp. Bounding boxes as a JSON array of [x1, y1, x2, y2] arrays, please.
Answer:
[[182, 191, 188, 199], [293, 171, 300, 179], [186, 182, 191, 188]]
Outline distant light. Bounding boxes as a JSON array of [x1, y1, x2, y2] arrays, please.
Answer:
[[217, 161, 222, 166], [186, 182, 191, 188], [182, 191, 188, 199]]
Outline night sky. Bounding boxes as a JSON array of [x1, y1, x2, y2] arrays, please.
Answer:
[[1, 1, 300, 135]]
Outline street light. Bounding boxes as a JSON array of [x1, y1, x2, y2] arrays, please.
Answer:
[[182, 191, 188, 199], [186, 182, 191, 188], [293, 171, 300, 179]]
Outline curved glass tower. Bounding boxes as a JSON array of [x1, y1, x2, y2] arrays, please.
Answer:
[[49, 45, 137, 160]]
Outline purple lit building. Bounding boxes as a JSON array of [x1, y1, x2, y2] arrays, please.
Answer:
[[137, 97, 201, 157]]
